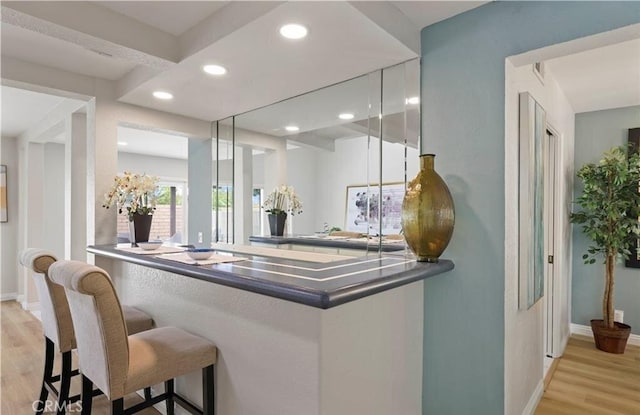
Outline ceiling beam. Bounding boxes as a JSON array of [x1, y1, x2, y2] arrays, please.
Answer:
[[1, 3, 178, 69], [347, 1, 420, 55], [178, 1, 284, 59], [286, 131, 336, 152], [1, 56, 97, 100]]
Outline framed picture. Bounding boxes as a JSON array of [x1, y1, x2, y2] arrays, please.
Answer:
[[626, 127, 640, 269], [345, 182, 405, 235], [1, 165, 7, 223], [518, 92, 546, 310]]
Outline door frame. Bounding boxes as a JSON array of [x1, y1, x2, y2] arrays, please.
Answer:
[[543, 124, 562, 361]]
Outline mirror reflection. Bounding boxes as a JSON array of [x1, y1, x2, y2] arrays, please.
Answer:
[[211, 58, 420, 255]]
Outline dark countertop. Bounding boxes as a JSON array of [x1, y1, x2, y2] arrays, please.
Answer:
[[88, 244, 454, 309], [249, 234, 406, 252]]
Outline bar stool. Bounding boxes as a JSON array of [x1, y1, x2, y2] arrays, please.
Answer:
[[49, 260, 217, 415], [19, 249, 154, 415]]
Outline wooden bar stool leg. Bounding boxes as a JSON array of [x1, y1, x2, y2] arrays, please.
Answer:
[[203, 365, 215, 415], [36, 337, 55, 415], [81, 375, 93, 415], [56, 350, 72, 415]]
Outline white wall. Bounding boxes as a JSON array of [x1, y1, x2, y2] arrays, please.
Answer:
[[286, 147, 318, 234], [504, 59, 575, 415], [43, 143, 66, 258], [0, 136, 20, 300]]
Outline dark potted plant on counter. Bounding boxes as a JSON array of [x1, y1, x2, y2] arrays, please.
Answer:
[[263, 185, 303, 236], [102, 171, 159, 245], [570, 145, 640, 354]]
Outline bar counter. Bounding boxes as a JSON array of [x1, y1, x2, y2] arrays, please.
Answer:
[[88, 244, 453, 309], [89, 243, 454, 415]]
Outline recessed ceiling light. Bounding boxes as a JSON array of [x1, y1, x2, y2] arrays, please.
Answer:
[[285, 125, 299, 132], [117, 141, 128, 146], [406, 96, 420, 105], [280, 24, 308, 39], [203, 64, 227, 75], [153, 91, 173, 100], [339, 113, 354, 120]]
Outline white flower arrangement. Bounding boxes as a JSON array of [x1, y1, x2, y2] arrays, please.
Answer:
[[102, 171, 159, 221], [263, 185, 303, 216]]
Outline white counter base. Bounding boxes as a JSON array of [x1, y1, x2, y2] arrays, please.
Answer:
[[101, 257, 423, 415]]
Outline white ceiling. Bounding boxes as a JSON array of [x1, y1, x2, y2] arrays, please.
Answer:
[[1, 86, 65, 137], [0, 0, 485, 129], [117, 126, 188, 159], [117, 1, 419, 121], [8, 1, 638, 159], [545, 38, 640, 113]]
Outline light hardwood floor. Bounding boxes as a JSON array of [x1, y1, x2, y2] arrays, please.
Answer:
[[1, 300, 159, 414], [535, 335, 640, 415], [2, 300, 639, 414]]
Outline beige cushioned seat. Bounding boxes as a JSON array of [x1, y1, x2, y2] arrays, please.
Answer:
[[126, 327, 216, 395], [49, 260, 217, 404]]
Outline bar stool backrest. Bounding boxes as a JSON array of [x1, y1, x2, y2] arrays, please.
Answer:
[[19, 248, 76, 352], [49, 260, 130, 400]]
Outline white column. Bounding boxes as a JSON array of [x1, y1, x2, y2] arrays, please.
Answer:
[[23, 142, 45, 309], [188, 137, 212, 246], [92, 86, 119, 247], [65, 111, 88, 260], [43, 143, 65, 258], [235, 146, 253, 244]]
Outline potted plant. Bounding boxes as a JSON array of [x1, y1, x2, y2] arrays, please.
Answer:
[[570, 145, 640, 353], [262, 185, 302, 236], [102, 171, 159, 244]]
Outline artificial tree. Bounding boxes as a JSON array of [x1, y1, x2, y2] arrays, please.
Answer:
[[571, 145, 640, 351]]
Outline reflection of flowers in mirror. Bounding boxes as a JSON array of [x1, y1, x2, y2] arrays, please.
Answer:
[[263, 185, 303, 215], [102, 171, 159, 220]]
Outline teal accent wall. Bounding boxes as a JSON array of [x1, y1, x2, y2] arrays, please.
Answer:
[[573, 106, 640, 335], [420, 2, 640, 414]]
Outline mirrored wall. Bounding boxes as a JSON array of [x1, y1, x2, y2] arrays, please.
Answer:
[[210, 58, 420, 253]]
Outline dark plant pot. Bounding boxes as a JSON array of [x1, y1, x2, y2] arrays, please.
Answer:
[[129, 213, 153, 245], [268, 212, 287, 236], [590, 319, 631, 354]]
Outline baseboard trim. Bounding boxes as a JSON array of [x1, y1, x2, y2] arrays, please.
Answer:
[[543, 358, 560, 390], [522, 379, 544, 415], [21, 301, 40, 312], [571, 323, 640, 346], [0, 293, 17, 301]]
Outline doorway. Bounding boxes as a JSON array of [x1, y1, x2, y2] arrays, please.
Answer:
[[543, 126, 560, 374]]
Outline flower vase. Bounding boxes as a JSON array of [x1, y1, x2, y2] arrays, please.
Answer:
[[129, 213, 153, 246], [401, 154, 455, 262], [268, 212, 287, 237]]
